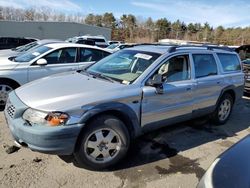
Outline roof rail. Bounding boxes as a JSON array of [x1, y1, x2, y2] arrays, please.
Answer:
[[168, 45, 234, 53]]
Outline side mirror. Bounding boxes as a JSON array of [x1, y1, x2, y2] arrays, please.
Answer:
[[36, 58, 47, 65], [146, 74, 164, 94], [147, 74, 163, 86]]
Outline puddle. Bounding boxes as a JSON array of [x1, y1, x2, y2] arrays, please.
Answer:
[[114, 139, 179, 187], [114, 138, 205, 187], [155, 155, 205, 180], [147, 139, 178, 158]]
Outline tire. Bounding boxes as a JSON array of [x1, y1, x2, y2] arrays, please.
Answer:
[[74, 115, 130, 170], [210, 93, 233, 125], [0, 81, 17, 108]]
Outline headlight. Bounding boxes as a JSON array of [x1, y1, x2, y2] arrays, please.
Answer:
[[23, 108, 69, 127]]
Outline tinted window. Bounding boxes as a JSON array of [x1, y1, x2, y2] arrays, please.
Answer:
[[19, 39, 31, 45], [88, 38, 105, 43], [217, 53, 241, 72], [0, 38, 5, 44], [157, 55, 190, 82], [193, 54, 217, 78], [103, 51, 111, 58], [80, 48, 107, 62], [43, 48, 77, 64]]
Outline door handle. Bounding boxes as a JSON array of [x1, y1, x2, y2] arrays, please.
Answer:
[[186, 87, 192, 91]]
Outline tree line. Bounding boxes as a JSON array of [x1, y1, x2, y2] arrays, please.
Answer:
[[0, 6, 249, 45]]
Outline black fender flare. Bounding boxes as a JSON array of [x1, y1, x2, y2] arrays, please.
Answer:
[[79, 102, 141, 138], [216, 85, 236, 106]]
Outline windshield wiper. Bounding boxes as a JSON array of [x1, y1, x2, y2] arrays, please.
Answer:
[[88, 71, 120, 83]]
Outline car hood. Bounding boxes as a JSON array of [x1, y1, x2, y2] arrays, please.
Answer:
[[198, 135, 250, 188], [15, 72, 140, 111], [0, 57, 20, 70]]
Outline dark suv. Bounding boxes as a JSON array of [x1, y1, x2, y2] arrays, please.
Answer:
[[0, 37, 37, 50]]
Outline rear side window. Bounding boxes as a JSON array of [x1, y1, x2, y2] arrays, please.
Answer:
[[88, 38, 105, 43], [80, 48, 108, 62], [193, 54, 217, 78], [43, 48, 77, 64], [217, 53, 241, 72]]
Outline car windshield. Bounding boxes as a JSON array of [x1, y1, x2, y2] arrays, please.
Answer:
[[86, 50, 160, 84], [107, 44, 119, 49], [13, 42, 38, 52], [14, 45, 52, 62]]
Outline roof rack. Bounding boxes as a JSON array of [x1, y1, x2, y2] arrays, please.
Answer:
[[135, 42, 175, 46], [168, 45, 234, 53]]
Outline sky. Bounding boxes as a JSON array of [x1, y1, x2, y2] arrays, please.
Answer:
[[0, 0, 250, 28]]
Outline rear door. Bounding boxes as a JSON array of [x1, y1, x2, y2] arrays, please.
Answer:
[[192, 53, 223, 116], [28, 47, 79, 81]]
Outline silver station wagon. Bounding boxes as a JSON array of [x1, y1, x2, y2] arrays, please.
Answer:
[[4, 45, 244, 170], [0, 42, 111, 107]]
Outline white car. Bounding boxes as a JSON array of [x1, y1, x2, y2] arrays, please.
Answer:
[[71, 35, 109, 48], [106, 43, 136, 53], [0, 42, 111, 106]]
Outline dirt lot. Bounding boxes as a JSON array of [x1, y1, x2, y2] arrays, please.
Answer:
[[0, 97, 249, 188]]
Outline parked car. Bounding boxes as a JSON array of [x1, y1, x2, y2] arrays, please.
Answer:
[[197, 135, 250, 188], [4, 45, 244, 170], [71, 38, 96, 46], [106, 43, 136, 53], [0, 42, 111, 106], [71, 35, 109, 48], [0, 39, 63, 57], [0, 37, 37, 50], [108, 41, 124, 45], [242, 59, 250, 93]]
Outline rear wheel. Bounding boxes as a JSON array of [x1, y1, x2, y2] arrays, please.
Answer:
[[74, 115, 130, 170], [211, 93, 233, 125]]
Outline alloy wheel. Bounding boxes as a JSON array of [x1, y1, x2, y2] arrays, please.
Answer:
[[84, 128, 122, 164]]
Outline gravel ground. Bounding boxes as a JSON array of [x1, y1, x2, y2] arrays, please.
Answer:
[[0, 96, 249, 188]]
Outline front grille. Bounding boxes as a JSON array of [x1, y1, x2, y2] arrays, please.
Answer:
[[6, 102, 16, 118]]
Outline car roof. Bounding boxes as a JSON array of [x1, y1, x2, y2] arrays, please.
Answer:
[[44, 42, 111, 53], [127, 45, 173, 55], [76, 35, 106, 39], [127, 44, 236, 55], [37, 39, 63, 44]]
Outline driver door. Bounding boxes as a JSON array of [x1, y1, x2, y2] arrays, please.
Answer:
[[28, 47, 79, 82], [141, 54, 195, 128]]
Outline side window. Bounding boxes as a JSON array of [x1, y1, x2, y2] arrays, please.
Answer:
[[193, 54, 217, 78], [102, 51, 111, 58], [157, 55, 190, 82], [43, 48, 77, 64], [217, 53, 241, 72], [80, 48, 104, 62]]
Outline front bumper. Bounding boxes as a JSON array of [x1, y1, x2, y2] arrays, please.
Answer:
[[4, 91, 84, 155]]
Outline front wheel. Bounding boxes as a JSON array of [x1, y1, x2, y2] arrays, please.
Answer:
[[74, 115, 130, 170], [211, 93, 233, 125], [0, 83, 14, 107]]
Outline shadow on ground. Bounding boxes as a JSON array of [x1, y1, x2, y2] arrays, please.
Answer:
[[0, 106, 4, 111]]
